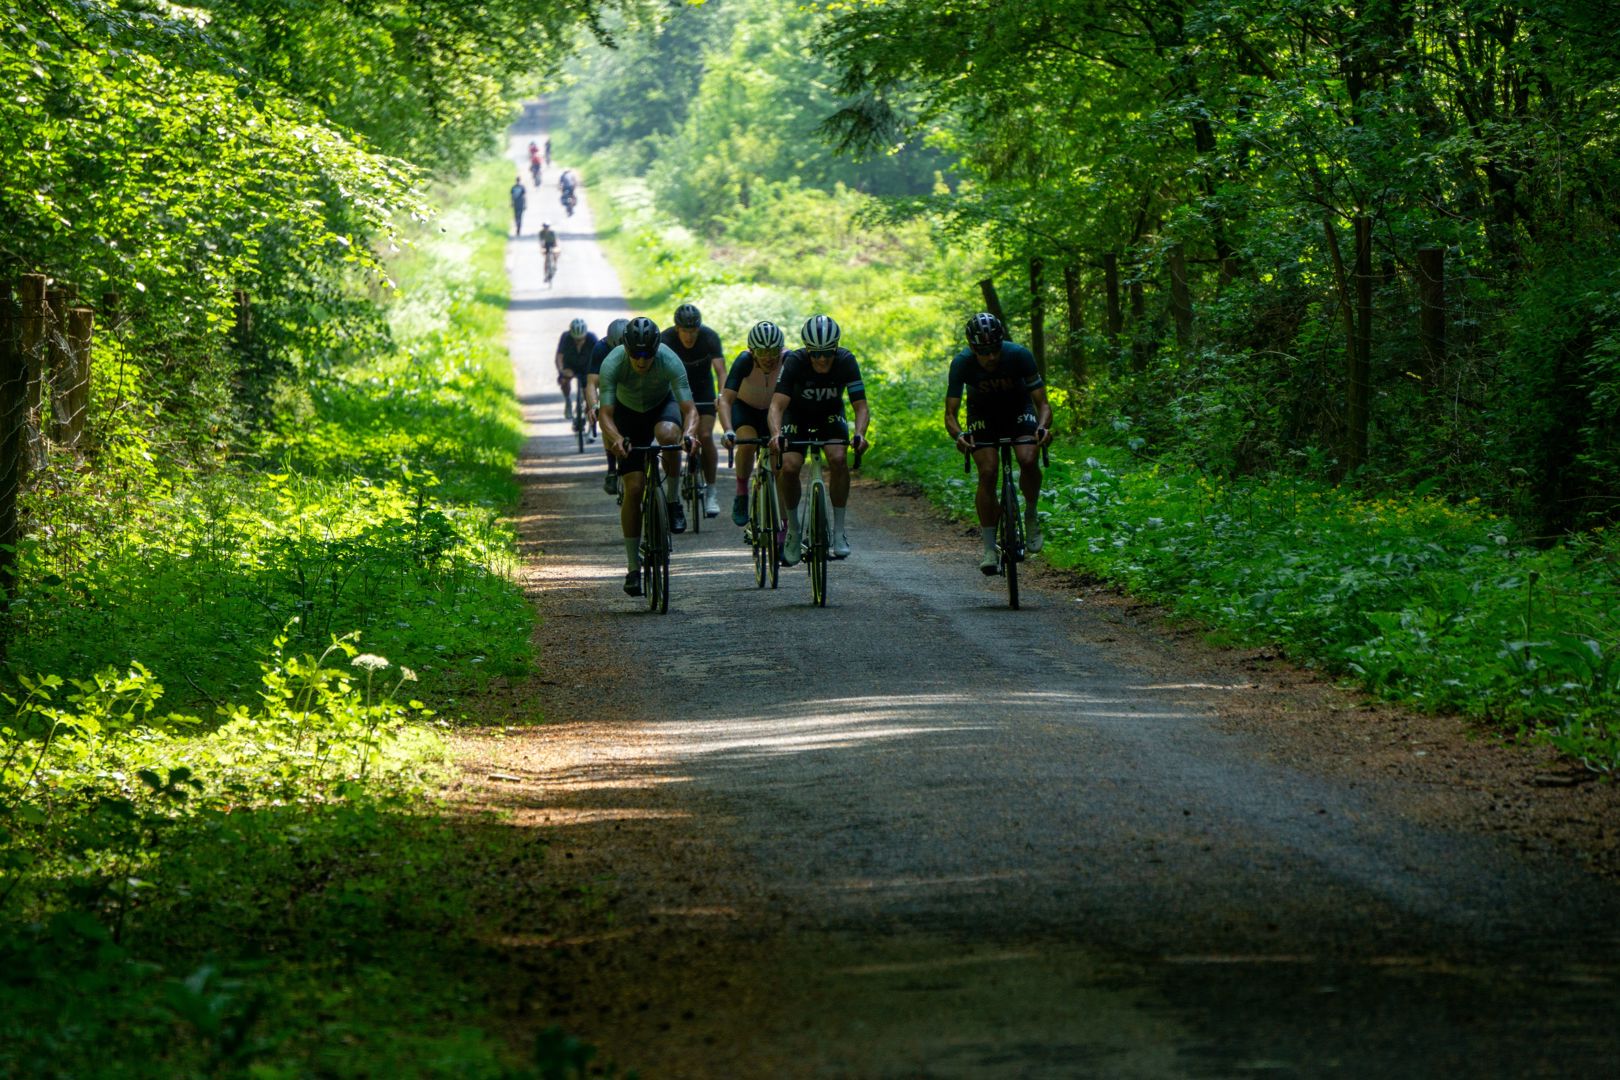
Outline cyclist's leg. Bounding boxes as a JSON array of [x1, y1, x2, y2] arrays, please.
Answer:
[[650, 399, 684, 530], [1012, 415, 1043, 551], [970, 433, 1000, 572], [732, 423, 759, 526], [776, 436, 806, 564]]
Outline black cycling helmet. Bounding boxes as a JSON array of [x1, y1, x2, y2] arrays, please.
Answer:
[[673, 303, 702, 329], [623, 316, 660, 359], [800, 314, 841, 351], [746, 320, 785, 353], [604, 317, 630, 346], [965, 312, 1005, 349]]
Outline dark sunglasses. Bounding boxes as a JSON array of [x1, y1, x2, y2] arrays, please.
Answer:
[[806, 348, 837, 360], [628, 345, 656, 359]]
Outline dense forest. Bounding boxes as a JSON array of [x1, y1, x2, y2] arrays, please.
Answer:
[[570, 0, 1620, 535]]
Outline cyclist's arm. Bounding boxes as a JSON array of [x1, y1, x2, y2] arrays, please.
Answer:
[[586, 372, 600, 413], [944, 395, 965, 441], [598, 403, 628, 457], [1030, 386, 1054, 444], [717, 387, 736, 435], [768, 392, 790, 439], [677, 399, 699, 443], [851, 397, 871, 442], [709, 353, 726, 388]]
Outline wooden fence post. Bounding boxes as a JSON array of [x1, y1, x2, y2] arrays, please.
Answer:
[[1103, 253, 1123, 346], [977, 278, 1006, 326], [18, 275, 46, 476], [1168, 243, 1194, 349], [1029, 257, 1046, 378], [1063, 264, 1086, 386], [1347, 216, 1373, 473], [0, 298, 24, 617], [46, 287, 71, 448], [1416, 246, 1445, 386], [61, 308, 93, 452]]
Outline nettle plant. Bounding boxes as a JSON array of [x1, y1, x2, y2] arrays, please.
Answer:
[[1, 622, 437, 915]]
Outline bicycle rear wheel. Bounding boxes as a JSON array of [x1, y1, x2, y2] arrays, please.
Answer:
[[684, 462, 701, 535], [1000, 469, 1022, 610], [643, 492, 670, 614], [765, 482, 780, 590], [808, 485, 829, 607], [750, 476, 768, 589]]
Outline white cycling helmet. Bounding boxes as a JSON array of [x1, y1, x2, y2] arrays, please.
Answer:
[[747, 321, 785, 352], [800, 314, 840, 351], [569, 317, 588, 339]]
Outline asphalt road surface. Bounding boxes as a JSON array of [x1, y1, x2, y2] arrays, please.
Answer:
[[492, 114, 1620, 1078]]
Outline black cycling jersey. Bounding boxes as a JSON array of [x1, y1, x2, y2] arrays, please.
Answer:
[[659, 325, 724, 401], [777, 347, 865, 422], [589, 336, 616, 376], [557, 331, 598, 374], [946, 342, 1043, 411]]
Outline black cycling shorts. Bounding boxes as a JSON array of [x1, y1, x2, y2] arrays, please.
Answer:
[[729, 399, 769, 436], [612, 396, 681, 469], [781, 412, 849, 454], [965, 406, 1038, 445]]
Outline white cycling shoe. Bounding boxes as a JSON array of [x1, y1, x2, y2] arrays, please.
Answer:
[[979, 548, 1000, 575], [1026, 525, 1044, 555], [782, 527, 802, 566], [831, 531, 851, 559], [703, 486, 721, 518]]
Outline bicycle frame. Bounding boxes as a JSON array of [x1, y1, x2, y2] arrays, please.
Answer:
[[733, 437, 782, 589], [625, 442, 676, 614], [792, 439, 847, 608], [960, 436, 1048, 610]]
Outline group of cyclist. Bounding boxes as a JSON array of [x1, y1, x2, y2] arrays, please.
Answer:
[[556, 304, 1052, 596]]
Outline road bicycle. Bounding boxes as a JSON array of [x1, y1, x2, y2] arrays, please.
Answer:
[[543, 246, 558, 286], [529, 159, 542, 187], [961, 436, 1049, 610], [561, 187, 577, 217], [679, 438, 704, 536], [792, 439, 854, 608], [569, 380, 593, 453], [732, 437, 782, 589], [626, 442, 676, 614]]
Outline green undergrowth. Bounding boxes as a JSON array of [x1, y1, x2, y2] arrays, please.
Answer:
[[0, 161, 600, 1077], [584, 160, 1620, 773]]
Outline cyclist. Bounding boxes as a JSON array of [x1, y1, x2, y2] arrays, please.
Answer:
[[543, 137, 552, 166], [529, 147, 543, 187], [556, 318, 598, 421], [558, 169, 578, 215], [588, 317, 630, 494], [718, 320, 787, 526], [768, 314, 870, 563], [658, 303, 727, 518], [537, 222, 559, 278], [598, 317, 699, 594], [509, 176, 527, 235], [944, 312, 1054, 573]]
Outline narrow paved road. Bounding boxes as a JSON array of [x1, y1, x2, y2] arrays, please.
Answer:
[[483, 113, 1620, 1078]]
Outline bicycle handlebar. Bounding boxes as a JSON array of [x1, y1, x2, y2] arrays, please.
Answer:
[[957, 436, 1051, 472]]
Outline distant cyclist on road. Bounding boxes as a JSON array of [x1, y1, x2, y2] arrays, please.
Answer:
[[944, 312, 1053, 573], [659, 304, 727, 519], [509, 177, 527, 235], [768, 314, 871, 563], [588, 317, 630, 494], [598, 317, 699, 594], [537, 222, 559, 279], [558, 169, 578, 216], [557, 318, 598, 420], [719, 320, 787, 526]]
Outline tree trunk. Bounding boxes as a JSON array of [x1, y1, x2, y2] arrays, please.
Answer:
[[1029, 257, 1046, 378], [1103, 253, 1122, 346], [978, 278, 1006, 326], [1063, 264, 1086, 386], [1167, 244, 1194, 349], [1129, 277, 1148, 372], [1347, 216, 1373, 473]]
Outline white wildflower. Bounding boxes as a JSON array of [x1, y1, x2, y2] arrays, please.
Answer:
[[351, 654, 390, 671]]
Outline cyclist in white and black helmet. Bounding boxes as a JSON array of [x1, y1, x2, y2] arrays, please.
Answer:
[[945, 312, 1053, 573], [588, 317, 630, 494], [719, 320, 787, 526], [659, 303, 727, 518], [556, 317, 597, 420], [598, 317, 699, 594], [768, 314, 871, 562]]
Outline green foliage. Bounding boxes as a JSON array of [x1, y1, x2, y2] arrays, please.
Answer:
[[7, 160, 531, 707]]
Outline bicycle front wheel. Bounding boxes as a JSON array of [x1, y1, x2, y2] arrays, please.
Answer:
[[1000, 470, 1022, 610], [684, 466, 701, 536], [765, 483, 780, 590], [644, 493, 670, 614], [750, 477, 768, 589], [808, 486, 829, 607]]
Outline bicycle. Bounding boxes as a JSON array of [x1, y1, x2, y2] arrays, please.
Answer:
[[529, 159, 542, 187], [570, 380, 589, 453], [732, 437, 782, 589], [679, 438, 704, 536], [790, 439, 853, 608], [561, 187, 577, 217], [960, 436, 1048, 610], [626, 442, 675, 614], [543, 246, 558, 286]]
